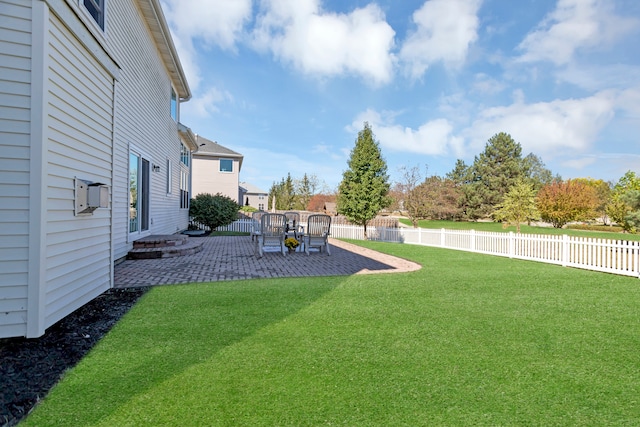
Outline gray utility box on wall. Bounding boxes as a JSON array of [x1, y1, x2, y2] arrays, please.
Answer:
[[75, 178, 109, 216]]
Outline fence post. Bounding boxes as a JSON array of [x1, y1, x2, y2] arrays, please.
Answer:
[[470, 229, 475, 252], [562, 234, 568, 267], [508, 232, 514, 258], [440, 228, 446, 247]]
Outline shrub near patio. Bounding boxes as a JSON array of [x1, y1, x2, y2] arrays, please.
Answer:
[[22, 242, 640, 426]]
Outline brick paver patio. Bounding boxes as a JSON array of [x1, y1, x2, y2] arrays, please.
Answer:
[[115, 236, 421, 288]]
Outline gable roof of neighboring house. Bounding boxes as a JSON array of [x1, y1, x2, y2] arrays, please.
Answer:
[[138, 0, 191, 100], [194, 135, 244, 169], [240, 182, 268, 195]]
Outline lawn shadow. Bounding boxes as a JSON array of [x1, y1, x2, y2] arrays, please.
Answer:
[[22, 277, 344, 426]]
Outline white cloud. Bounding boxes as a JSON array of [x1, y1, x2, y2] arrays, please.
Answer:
[[162, 0, 252, 49], [466, 91, 617, 156], [181, 87, 235, 118], [399, 0, 482, 79], [516, 0, 639, 65], [162, 0, 252, 90], [252, 0, 396, 85], [349, 109, 464, 156]]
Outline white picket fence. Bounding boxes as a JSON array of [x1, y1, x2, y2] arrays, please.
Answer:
[[217, 219, 640, 278]]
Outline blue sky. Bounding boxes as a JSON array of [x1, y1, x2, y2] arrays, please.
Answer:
[[161, 0, 640, 193]]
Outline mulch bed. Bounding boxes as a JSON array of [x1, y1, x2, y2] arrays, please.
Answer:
[[0, 287, 149, 427]]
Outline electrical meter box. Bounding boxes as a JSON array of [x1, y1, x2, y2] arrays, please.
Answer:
[[75, 178, 109, 215]]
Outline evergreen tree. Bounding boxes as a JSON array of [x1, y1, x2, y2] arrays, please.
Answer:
[[337, 122, 392, 239], [466, 132, 526, 219]]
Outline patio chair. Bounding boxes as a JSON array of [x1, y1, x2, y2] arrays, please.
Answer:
[[303, 214, 331, 255], [250, 211, 266, 241], [256, 213, 287, 257], [283, 211, 303, 239]]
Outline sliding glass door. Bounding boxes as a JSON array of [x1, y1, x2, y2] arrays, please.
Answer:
[[129, 152, 150, 234]]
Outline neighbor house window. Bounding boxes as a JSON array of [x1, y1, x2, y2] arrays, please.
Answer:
[[83, 0, 105, 29], [171, 88, 178, 121], [220, 159, 233, 172]]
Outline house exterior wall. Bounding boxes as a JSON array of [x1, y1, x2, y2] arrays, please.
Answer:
[[108, 0, 190, 261], [192, 156, 241, 203], [42, 8, 114, 330], [0, 0, 192, 338], [0, 0, 33, 338], [243, 192, 268, 210]]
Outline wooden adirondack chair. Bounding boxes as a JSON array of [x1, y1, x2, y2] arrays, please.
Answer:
[[283, 211, 303, 239], [303, 214, 331, 255], [250, 211, 266, 241], [256, 213, 287, 257]]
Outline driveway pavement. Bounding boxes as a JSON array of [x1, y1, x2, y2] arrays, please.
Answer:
[[114, 236, 421, 288]]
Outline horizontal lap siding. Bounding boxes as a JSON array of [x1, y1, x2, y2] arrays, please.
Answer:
[[110, 0, 186, 261], [0, 0, 31, 337], [43, 13, 113, 327]]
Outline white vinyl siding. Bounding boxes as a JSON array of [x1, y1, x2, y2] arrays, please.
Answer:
[[0, 0, 33, 337], [110, 0, 189, 260], [42, 12, 114, 329]]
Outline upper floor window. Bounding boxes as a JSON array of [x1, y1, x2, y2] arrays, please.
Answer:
[[180, 143, 189, 167], [171, 88, 178, 121], [220, 159, 233, 172], [83, 0, 105, 30]]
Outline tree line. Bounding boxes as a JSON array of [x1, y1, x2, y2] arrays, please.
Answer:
[[267, 125, 640, 237]]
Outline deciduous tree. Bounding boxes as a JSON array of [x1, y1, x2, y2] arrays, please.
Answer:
[[397, 164, 427, 227], [337, 122, 392, 239], [409, 176, 463, 222], [607, 171, 640, 232], [493, 179, 538, 233], [536, 180, 598, 228]]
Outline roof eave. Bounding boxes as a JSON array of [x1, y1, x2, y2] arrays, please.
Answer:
[[178, 123, 198, 152], [137, 0, 191, 101]]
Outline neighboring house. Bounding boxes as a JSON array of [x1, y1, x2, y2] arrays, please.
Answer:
[[0, 0, 197, 338], [191, 135, 244, 203], [324, 202, 338, 216], [239, 182, 268, 210]]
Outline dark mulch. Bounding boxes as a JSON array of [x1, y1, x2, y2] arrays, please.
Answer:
[[0, 287, 149, 427]]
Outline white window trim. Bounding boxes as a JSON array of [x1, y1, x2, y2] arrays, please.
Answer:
[[219, 158, 234, 173], [166, 158, 173, 196]]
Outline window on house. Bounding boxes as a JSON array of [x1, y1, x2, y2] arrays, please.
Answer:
[[83, 0, 105, 30], [166, 159, 172, 195], [220, 159, 233, 172], [180, 169, 189, 209], [171, 88, 178, 121], [180, 143, 189, 167]]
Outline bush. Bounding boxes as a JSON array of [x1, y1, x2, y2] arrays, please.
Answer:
[[566, 223, 625, 233], [189, 193, 239, 231]]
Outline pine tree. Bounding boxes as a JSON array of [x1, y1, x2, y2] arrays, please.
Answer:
[[337, 122, 392, 239], [466, 132, 526, 219]]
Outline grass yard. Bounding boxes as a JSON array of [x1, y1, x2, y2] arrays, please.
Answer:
[[400, 218, 640, 242], [23, 242, 640, 426]]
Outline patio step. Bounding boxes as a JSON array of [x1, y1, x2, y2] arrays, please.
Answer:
[[127, 234, 204, 259]]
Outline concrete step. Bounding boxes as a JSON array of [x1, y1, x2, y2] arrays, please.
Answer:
[[127, 234, 204, 259]]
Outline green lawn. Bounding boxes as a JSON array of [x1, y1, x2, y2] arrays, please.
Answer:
[[400, 218, 640, 241], [23, 242, 640, 426]]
